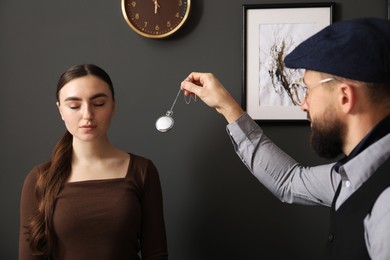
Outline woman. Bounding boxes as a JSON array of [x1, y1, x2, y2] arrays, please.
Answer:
[[19, 64, 168, 259]]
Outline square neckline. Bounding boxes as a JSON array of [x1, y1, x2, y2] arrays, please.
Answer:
[[65, 153, 132, 185]]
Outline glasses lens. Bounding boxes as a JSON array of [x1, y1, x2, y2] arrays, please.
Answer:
[[290, 83, 305, 105]]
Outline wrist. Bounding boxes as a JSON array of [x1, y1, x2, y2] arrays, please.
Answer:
[[218, 102, 244, 123]]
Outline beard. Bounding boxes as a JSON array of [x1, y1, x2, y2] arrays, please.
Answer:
[[309, 110, 345, 159]]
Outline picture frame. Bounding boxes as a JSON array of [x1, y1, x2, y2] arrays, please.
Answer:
[[242, 3, 335, 121]]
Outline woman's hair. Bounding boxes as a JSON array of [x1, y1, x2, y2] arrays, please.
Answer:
[[56, 64, 115, 102], [27, 64, 114, 256]]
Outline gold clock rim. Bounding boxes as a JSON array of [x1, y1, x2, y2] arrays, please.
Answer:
[[121, 0, 191, 39]]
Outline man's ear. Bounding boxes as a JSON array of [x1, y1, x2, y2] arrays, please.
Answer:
[[338, 83, 355, 114]]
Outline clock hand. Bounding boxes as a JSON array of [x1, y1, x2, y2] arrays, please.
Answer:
[[152, 0, 160, 14]]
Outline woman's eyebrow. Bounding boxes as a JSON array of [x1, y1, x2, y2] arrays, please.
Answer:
[[64, 93, 108, 102]]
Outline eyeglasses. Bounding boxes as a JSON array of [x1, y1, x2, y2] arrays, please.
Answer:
[[290, 78, 336, 106]]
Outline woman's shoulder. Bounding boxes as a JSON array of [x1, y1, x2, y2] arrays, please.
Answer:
[[127, 153, 159, 184], [24, 162, 50, 185], [129, 153, 153, 165], [20, 162, 50, 202]]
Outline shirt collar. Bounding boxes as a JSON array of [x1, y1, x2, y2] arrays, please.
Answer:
[[334, 115, 390, 172]]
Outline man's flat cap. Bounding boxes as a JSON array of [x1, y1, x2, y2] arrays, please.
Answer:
[[284, 18, 390, 83]]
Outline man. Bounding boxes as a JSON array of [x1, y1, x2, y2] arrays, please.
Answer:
[[180, 18, 390, 259]]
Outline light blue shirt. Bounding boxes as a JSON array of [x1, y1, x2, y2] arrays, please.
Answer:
[[227, 113, 390, 260]]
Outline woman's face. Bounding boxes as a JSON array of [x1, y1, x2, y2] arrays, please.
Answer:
[[57, 75, 115, 143]]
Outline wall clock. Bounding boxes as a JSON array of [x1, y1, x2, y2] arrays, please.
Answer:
[[122, 0, 191, 39]]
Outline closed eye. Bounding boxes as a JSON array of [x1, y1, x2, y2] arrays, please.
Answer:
[[67, 103, 81, 109]]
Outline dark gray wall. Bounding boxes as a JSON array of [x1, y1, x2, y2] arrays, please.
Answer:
[[1, 0, 386, 259]]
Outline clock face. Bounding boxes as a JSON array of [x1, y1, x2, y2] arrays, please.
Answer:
[[122, 0, 191, 38]]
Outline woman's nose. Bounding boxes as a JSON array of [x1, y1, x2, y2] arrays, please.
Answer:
[[82, 105, 94, 120]]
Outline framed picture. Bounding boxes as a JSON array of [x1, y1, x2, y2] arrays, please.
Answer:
[[243, 3, 334, 121]]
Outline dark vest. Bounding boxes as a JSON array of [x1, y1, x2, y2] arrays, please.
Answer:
[[325, 158, 390, 260]]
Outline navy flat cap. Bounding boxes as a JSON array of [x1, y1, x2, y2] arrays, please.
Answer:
[[284, 18, 390, 83]]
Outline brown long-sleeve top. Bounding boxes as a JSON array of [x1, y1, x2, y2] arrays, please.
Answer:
[[19, 153, 168, 260]]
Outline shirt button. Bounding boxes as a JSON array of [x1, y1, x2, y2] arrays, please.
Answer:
[[328, 234, 334, 242], [345, 181, 351, 188]]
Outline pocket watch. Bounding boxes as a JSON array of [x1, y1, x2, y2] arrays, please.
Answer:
[[121, 0, 191, 39]]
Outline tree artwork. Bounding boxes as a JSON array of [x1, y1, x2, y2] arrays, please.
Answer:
[[258, 23, 315, 106]]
